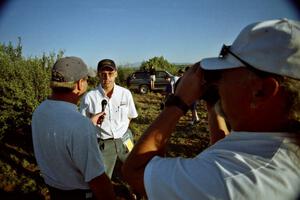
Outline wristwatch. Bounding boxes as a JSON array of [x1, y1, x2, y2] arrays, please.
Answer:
[[164, 94, 190, 114]]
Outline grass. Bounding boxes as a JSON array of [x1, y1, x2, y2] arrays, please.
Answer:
[[0, 92, 210, 200]]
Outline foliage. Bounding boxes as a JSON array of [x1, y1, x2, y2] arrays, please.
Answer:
[[0, 37, 22, 62], [139, 56, 189, 76], [140, 56, 174, 71], [0, 40, 63, 141], [87, 76, 99, 89], [167, 64, 185, 76], [116, 66, 137, 87]]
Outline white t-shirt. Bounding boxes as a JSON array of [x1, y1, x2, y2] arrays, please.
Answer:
[[144, 132, 300, 200], [32, 100, 105, 190], [80, 84, 138, 139]]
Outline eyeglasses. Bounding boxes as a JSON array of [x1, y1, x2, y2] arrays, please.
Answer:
[[219, 45, 270, 78], [98, 71, 116, 77]]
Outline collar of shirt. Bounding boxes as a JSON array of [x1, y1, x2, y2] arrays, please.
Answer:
[[47, 99, 78, 112], [98, 83, 116, 98]]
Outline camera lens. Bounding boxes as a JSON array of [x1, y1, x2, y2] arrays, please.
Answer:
[[201, 70, 221, 104], [202, 85, 219, 104], [203, 70, 222, 82]]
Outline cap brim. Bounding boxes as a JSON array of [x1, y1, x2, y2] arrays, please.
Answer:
[[50, 81, 75, 88], [101, 65, 117, 70], [201, 56, 244, 71]]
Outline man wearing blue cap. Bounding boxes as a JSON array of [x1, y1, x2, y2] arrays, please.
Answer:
[[123, 19, 300, 199]]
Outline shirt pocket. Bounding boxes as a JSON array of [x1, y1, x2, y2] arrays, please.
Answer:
[[119, 103, 128, 121]]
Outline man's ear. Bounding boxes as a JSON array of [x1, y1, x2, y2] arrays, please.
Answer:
[[261, 77, 280, 97], [76, 79, 85, 92], [252, 77, 280, 106]]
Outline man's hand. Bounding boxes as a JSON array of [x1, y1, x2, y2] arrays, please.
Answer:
[[207, 101, 230, 144], [90, 112, 106, 126], [89, 173, 115, 200], [174, 62, 205, 106]]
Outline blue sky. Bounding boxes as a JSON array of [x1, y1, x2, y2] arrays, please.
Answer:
[[0, 0, 299, 68]]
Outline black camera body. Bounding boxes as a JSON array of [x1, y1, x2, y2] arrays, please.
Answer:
[[201, 70, 221, 104]]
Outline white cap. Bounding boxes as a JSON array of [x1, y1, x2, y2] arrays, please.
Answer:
[[201, 18, 300, 80]]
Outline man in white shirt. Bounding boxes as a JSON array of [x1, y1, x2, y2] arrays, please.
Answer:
[[123, 19, 300, 199], [80, 59, 138, 179], [32, 56, 115, 199]]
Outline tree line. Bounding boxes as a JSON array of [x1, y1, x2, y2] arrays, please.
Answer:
[[0, 39, 189, 142]]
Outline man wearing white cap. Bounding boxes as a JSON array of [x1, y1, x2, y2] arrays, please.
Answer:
[[123, 19, 300, 199]]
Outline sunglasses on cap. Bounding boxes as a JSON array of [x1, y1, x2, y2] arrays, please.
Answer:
[[219, 45, 271, 78], [201, 45, 272, 104]]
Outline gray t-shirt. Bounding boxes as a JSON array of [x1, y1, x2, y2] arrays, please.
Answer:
[[32, 99, 105, 190]]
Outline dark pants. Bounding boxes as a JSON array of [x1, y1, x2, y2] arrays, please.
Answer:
[[47, 185, 94, 200]]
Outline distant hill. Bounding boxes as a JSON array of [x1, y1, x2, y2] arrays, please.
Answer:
[[119, 62, 192, 68], [119, 62, 141, 68]]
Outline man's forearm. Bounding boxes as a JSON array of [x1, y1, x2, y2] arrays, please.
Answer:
[[123, 63, 204, 195], [123, 106, 184, 195], [136, 106, 183, 153]]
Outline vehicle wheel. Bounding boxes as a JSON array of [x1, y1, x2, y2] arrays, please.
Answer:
[[139, 85, 149, 94]]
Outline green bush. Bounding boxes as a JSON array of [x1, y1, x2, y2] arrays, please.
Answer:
[[117, 66, 136, 86], [140, 56, 174, 71], [0, 41, 58, 141], [140, 56, 189, 76]]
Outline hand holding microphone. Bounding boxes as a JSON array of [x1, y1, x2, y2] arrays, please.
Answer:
[[101, 99, 108, 112], [91, 99, 107, 126], [98, 99, 107, 125]]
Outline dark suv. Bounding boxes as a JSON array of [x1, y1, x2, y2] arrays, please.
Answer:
[[127, 70, 174, 94]]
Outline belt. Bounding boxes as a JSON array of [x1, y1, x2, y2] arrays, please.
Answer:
[[103, 138, 115, 140], [47, 185, 93, 200], [98, 137, 115, 142]]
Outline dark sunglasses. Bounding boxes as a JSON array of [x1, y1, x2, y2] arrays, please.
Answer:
[[219, 45, 271, 78]]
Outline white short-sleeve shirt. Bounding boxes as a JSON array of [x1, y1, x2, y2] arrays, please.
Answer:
[[144, 132, 300, 200], [32, 100, 105, 190], [80, 84, 138, 139]]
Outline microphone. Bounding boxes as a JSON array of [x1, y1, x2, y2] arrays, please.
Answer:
[[101, 99, 108, 112], [97, 99, 107, 125]]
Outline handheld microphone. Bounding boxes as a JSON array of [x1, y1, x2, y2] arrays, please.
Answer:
[[101, 99, 108, 112], [97, 99, 108, 126]]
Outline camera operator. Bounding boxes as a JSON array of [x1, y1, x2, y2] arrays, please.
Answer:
[[123, 19, 300, 199]]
